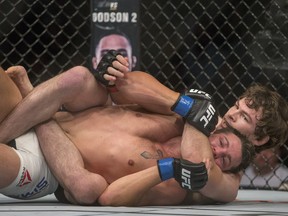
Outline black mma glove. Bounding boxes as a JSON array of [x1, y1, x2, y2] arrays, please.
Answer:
[[93, 49, 121, 86], [157, 158, 208, 191], [171, 89, 218, 136]]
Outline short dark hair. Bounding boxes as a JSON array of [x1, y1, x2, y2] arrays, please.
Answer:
[[92, 28, 131, 52], [214, 126, 256, 174]]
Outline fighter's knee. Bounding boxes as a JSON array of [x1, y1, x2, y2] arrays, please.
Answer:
[[68, 66, 92, 80], [56, 66, 92, 92], [97, 191, 114, 206]]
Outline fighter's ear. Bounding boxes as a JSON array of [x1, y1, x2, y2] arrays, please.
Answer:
[[252, 135, 270, 146]]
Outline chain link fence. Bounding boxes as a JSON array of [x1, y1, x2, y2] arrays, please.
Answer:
[[1, 0, 288, 191]]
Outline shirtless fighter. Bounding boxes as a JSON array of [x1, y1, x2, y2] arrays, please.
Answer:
[[0, 64, 254, 205], [1, 49, 284, 205]]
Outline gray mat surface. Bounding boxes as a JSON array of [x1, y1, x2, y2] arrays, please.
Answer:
[[0, 190, 287, 216]]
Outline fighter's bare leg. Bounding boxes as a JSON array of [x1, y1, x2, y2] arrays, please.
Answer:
[[0, 66, 108, 143], [0, 144, 21, 189], [6, 66, 108, 204], [5, 66, 33, 97], [35, 120, 108, 205]]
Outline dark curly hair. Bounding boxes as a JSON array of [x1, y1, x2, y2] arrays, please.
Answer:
[[240, 83, 288, 153]]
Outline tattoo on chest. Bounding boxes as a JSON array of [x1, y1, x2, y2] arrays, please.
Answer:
[[141, 149, 163, 159]]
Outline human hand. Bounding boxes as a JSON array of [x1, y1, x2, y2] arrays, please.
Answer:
[[171, 89, 218, 136], [93, 50, 130, 86], [157, 157, 208, 191]]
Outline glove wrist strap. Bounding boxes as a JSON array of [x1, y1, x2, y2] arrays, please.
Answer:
[[171, 95, 195, 117], [157, 158, 174, 181]]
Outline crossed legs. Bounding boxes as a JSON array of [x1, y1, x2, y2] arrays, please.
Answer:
[[4, 66, 109, 204], [0, 66, 108, 143]]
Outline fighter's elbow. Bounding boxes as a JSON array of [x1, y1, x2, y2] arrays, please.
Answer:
[[217, 190, 238, 203], [98, 190, 117, 206], [98, 190, 131, 206], [201, 160, 239, 203]]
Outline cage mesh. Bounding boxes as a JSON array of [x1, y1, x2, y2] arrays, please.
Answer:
[[0, 0, 287, 191]]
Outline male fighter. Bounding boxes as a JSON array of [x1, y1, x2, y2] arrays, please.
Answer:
[[1, 46, 286, 204], [1, 47, 287, 204], [0, 64, 254, 205]]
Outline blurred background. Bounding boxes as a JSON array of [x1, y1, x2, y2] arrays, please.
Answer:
[[0, 0, 287, 191]]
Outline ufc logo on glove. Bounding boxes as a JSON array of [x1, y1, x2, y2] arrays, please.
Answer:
[[171, 88, 218, 136], [188, 89, 212, 100], [181, 168, 192, 190], [157, 158, 208, 191], [200, 104, 216, 128]]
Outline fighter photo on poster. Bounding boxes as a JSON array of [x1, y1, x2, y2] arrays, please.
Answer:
[[90, 0, 140, 72]]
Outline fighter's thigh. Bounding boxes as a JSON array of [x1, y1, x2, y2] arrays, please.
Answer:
[[0, 68, 22, 122], [0, 144, 20, 189]]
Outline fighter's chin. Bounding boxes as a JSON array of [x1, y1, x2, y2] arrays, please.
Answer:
[[220, 118, 232, 129]]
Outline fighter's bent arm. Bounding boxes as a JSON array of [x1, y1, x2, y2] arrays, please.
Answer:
[[180, 124, 240, 202], [112, 71, 240, 202], [98, 166, 187, 206], [113, 71, 179, 114]]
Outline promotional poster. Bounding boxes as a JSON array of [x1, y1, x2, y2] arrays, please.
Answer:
[[90, 0, 140, 71]]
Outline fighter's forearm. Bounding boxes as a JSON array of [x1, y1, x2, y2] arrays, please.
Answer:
[[113, 71, 179, 114], [98, 166, 162, 206], [180, 124, 239, 203], [98, 166, 186, 206], [36, 120, 108, 205], [199, 165, 240, 203], [181, 123, 212, 162]]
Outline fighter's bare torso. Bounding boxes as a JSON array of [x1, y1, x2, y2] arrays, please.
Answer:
[[55, 105, 184, 183]]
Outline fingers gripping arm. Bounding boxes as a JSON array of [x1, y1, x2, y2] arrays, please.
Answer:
[[94, 51, 179, 112]]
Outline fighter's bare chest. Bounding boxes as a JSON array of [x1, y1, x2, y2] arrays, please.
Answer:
[[60, 106, 183, 141], [82, 136, 165, 182]]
